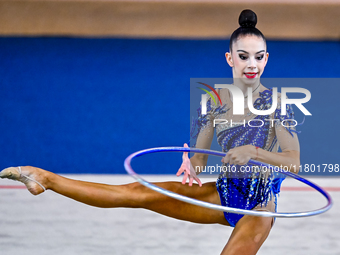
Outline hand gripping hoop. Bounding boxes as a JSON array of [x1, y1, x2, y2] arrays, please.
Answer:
[[124, 147, 333, 218]]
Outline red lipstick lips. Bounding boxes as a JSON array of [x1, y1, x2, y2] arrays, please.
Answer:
[[244, 72, 257, 79]]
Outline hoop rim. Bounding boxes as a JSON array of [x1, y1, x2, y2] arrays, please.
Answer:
[[124, 147, 333, 218]]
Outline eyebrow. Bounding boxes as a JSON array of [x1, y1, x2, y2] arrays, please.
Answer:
[[237, 50, 265, 54]]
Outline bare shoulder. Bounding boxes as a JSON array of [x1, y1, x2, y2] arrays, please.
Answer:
[[204, 87, 224, 107], [215, 86, 231, 106]]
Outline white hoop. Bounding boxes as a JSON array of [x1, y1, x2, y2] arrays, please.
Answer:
[[124, 147, 333, 218]]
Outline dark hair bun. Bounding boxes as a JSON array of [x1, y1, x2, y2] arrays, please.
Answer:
[[239, 9, 257, 28]]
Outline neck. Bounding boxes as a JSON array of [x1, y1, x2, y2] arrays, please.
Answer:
[[233, 79, 261, 97]]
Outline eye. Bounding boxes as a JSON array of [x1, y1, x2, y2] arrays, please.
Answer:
[[256, 55, 264, 60], [239, 54, 248, 60]]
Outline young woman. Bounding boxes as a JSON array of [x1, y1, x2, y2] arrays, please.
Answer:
[[0, 9, 300, 255]]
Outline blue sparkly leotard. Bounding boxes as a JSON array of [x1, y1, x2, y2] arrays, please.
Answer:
[[191, 87, 299, 227]]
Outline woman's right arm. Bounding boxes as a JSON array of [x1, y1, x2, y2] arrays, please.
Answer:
[[190, 120, 215, 174], [176, 92, 218, 185], [176, 125, 214, 186]]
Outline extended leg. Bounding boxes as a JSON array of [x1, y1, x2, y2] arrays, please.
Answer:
[[1, 166, 229, 225]]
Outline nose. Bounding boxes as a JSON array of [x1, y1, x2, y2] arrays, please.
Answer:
[[248, 57, 256, 69]]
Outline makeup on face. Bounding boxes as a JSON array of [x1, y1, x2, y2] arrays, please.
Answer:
[[230, 35, 268, 80]]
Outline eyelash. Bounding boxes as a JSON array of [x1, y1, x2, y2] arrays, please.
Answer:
[[239, 55, 264, 60]]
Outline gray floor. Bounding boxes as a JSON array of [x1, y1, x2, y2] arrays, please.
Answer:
[[0, 175, 339, 255]]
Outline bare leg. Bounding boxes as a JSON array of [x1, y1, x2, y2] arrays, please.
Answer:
[[220, 215, 273, 255], [1, 166, 229, 225], [1, 166, 276, 254], [220, 201, 275, 255]]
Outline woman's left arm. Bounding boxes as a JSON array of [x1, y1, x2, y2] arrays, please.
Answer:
[[222, 127, 300, 173], [222, 118, 301, 173]]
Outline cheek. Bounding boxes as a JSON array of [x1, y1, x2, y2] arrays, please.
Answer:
[[232, 56, 243, 70], [257, 59, 266, 70]]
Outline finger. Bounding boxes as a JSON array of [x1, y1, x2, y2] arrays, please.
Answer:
[[176, 167, 184, 176], [231, 156, 244, 165], [195, 177, 202, 187], [237, 160, 245, 165], [231, 159, 241, 165], [223, 154, 230, 164], [182, 171, 189, 184], [231, 154, 237, 161], [239, 157, 250, 165], [182, 143, 189, 158], [189, 177, 194, 186]]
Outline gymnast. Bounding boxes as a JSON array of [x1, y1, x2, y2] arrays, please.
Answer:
[[0, 9, 300, 255]]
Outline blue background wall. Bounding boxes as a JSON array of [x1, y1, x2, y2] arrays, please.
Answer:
[[0, 37, 339, 175]]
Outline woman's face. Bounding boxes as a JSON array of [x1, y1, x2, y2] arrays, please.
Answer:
[[226, 35, 269, 85]]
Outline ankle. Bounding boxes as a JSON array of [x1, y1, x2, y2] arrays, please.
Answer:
[[41, 168, 53, 190], [43, 169, 59, 191]]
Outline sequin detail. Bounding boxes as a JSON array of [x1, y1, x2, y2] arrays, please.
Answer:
[[192, 88, 296, 227]]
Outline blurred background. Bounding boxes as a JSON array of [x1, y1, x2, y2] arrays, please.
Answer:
[[0, 0, 339, 175]]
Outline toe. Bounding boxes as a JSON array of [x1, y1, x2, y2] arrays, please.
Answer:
[[0, 167, 20, 180]]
